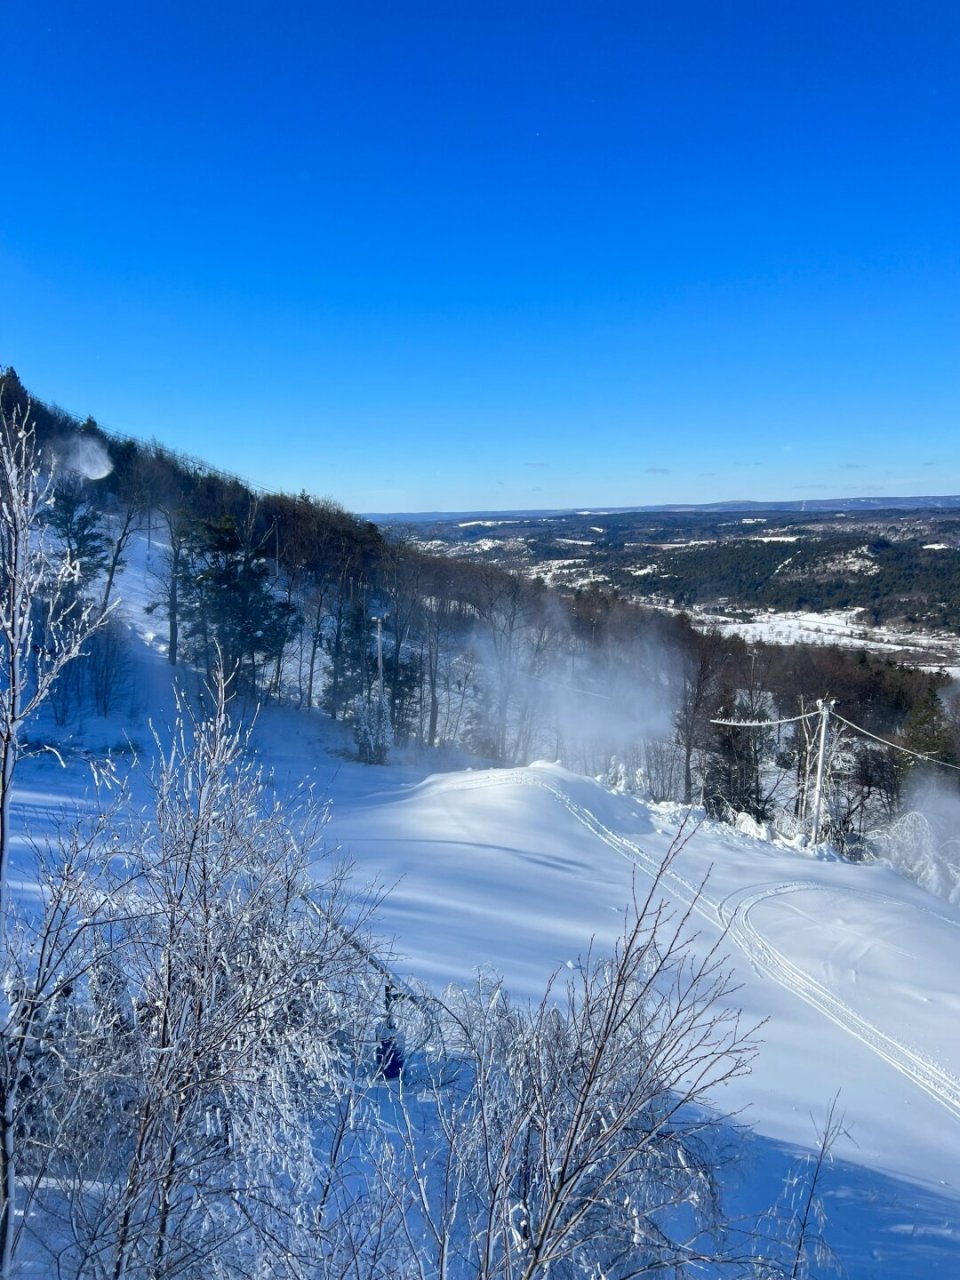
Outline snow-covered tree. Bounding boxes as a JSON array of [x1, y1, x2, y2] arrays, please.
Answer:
[[0, 393, 105, 1278], [33, 674, 383, 1279], [353, 688, 393, 764], [389, 846, 757, 1279]]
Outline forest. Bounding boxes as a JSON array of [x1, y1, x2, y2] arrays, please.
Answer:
[[4, 366, 957, 852], [0, 371, 864, 1279], [419, 507, 960, 630]]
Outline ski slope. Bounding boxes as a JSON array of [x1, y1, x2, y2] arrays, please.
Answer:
[[266, 737, 960, 1278], [313, 756, 960, 1158], [9, 592, 960, 1276]]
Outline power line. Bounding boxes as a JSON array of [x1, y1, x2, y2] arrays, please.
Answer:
[[708, 703, 960, 770], [709, 710, 819, 729], [832, 711, 960, 772]]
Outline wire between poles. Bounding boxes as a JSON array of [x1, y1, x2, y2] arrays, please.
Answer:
[[708, 705, 960, 772], [709, 710, 819, 729], [832, 711, 960, 772]]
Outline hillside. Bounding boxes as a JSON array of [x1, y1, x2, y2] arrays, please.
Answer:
[[4, 377, 960, 1277], [10, 626, 960, 1278], [407, 507, 960, 634]]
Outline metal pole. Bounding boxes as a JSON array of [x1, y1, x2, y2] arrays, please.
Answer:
[[810, 698, 834, 845], [376, 616, 384, 704]]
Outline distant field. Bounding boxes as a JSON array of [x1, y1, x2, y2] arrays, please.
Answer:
[[404, 506, 960, 640]]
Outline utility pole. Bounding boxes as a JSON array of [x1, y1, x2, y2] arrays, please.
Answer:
[[810, 697, 835, 845], [375, 615, 384, 704]]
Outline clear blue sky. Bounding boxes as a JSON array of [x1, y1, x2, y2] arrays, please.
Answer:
[[3, 1, 958, 513]]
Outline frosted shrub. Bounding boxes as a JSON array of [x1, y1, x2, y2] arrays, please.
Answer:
[[26, 675, 384, 1280], [387, 849, 758, 1279]]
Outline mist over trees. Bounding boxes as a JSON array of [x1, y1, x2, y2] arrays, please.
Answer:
[[0, 374, 849, 1278], [4, 365, 957, 850]]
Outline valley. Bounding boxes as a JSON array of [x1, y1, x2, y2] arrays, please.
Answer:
[[403, 504, 960, 645]]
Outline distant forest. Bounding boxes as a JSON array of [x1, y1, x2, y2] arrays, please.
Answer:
[[4, 366, 957, 847], [422, 506, 960, 629]]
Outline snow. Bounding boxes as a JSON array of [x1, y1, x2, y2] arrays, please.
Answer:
[[457, 519, 523, 528], [532, 557, 588, 585], [685, 605, 960, 669], [9, 535, 960, 1276], [16, 717, 960, 1274], [313, 762, 960, 1171], [275, 749, 960, 1276], [449, 535, 529, 555], [771, 551, 798, 575]]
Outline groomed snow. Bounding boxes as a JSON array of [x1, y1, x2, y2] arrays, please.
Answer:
[[17, 716, 960, 1276], [285, 742, 960, 1276], [9, 534, 960, 1277]]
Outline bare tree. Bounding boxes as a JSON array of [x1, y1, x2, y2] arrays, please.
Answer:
[[86, 617, 131, 717], [751, 1099, 844, 1279], [674, 627, 728, 805], [389, 845, 757, 1279], [0, 398, 103, 923], [0, 395, 104, 1278], [100, 499, 145, 617], [2, 801, 130, 1275], [147, 505, 189, 666], [40, 674, 383, 1280]]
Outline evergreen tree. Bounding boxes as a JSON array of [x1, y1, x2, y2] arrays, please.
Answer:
[[704, 694, 772, 821], [902, 687, 955, 763], [176, 513, 298, 692], [45, 475, 111, 599]]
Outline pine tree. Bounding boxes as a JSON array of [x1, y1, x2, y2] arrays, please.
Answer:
[[176, 513, 298, 692], [44, 475, 111, 598]]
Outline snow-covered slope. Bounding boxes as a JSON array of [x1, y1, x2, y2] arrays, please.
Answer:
[[11, 537, 960, 1277], [252, 708, 960, 1277], [22, 727, 960, 1274], [314, 757, 960, 1169], [316, 762, 960, 1274], [14, 702, 960, 1276]]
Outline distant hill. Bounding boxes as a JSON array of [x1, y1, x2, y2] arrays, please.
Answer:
[[367, 494, 960, 523]]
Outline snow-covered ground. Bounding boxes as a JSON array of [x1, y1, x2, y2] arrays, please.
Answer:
[[684, 606, 960, 677], [15, 700, 960, 1276], [10, 537, 960, 1277], [314, 760, 960, 1273]]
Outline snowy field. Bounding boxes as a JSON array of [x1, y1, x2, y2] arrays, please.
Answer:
[[13, 664, 960, 1277], [9, 538, 960, 1278], [311, 757, 960, 1277], [686, 606, 960, 676]]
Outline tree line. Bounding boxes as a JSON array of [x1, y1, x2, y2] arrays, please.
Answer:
[[0, 376, 847, 1279], [601, 528, 960, 628], [5, 366, 955, 847]]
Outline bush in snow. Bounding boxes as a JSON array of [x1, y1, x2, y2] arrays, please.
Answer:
[[22, 674, 384, 1280], [379, 849, 759, 1279]]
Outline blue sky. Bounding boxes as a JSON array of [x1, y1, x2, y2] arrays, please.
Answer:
[[3, 1, 958, 513]]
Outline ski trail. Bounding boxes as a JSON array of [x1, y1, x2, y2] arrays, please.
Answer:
[[720, 882, 960, 1120], [432, 768, 960, 1120]]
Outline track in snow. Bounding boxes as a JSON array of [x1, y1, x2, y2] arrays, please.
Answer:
[[433, 768, 960, 1121]]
